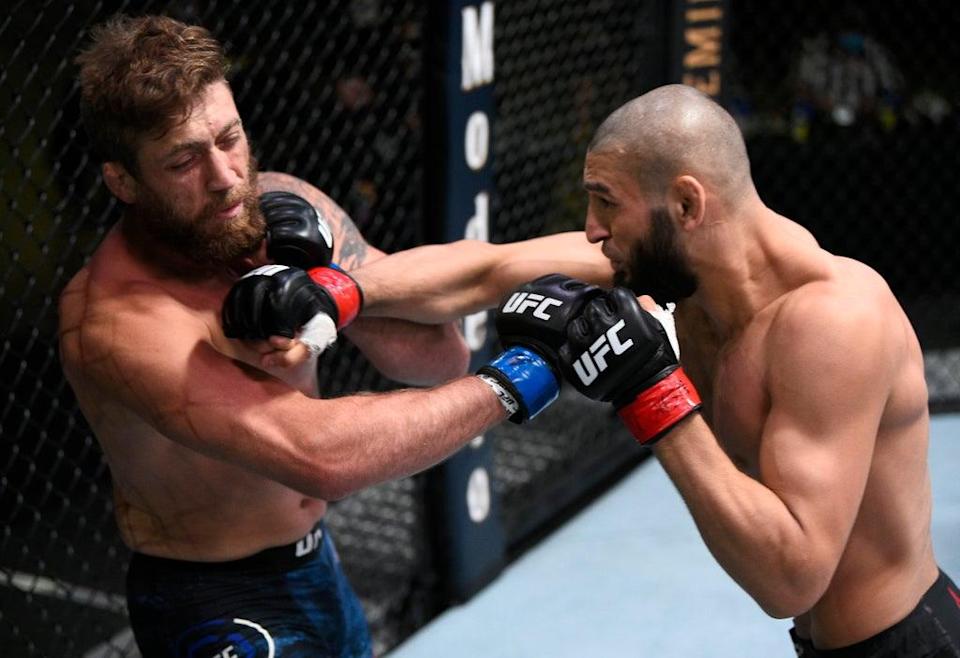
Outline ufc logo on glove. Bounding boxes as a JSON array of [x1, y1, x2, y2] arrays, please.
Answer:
[[501, 292, 563, 320], [572, 319, 634, 385]]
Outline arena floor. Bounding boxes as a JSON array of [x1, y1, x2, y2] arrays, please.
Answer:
[[390, 413, 960, 657]]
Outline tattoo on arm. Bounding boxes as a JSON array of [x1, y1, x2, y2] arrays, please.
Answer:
[[258, 172, 371, 269], [331, 218, 370, 270]]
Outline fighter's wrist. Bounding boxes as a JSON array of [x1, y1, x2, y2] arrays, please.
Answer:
[[306, 266, 364, 328], [616, 367, 701, 445], [477, 374, 520, 419], [476, 345, 559, 423]]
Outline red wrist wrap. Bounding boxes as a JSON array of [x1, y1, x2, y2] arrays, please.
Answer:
[[307, 267, 363, 328], [617, 368, 701, 445]]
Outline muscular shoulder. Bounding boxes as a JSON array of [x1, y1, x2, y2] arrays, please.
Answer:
[[59, 265, 208, 385], [766, 261, 900, 382], [257, 171, 377, 268]]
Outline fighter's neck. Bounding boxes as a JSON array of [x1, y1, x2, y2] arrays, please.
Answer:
[[686, 212, 821, 338]]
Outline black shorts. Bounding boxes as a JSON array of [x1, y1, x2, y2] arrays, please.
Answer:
[[790, 569, 960, 657], [126, 522, 371, 658]]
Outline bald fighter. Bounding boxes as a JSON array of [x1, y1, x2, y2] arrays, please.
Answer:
[[550, 84, 960, 656]]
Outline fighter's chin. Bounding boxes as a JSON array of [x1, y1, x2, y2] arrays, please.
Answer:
[[614, 272, 648, 296], [612, 267, 629, 289], [619, 274, 696, 304]]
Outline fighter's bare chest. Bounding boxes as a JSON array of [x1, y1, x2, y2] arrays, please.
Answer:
[[149, 279, 235, 351], [708, 347, 769, 469], [678, 317, 770, 470], [173, 281, 229, 318]]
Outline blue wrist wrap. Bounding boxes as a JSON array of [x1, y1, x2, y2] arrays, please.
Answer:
[[483, 345, 559, 421]]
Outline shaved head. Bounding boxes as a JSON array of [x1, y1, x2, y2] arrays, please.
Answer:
[[589, 84, 753, 205]]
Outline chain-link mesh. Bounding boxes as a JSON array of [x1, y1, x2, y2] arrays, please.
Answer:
[[2, 1, 432, 656], [4, 0, 960, 656], [488, 0, 665, 546], [726, 0, 960, 409], [1, 0, 660, 654]]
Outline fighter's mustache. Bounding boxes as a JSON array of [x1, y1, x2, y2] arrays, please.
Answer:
[[203, 190, 253, 217]]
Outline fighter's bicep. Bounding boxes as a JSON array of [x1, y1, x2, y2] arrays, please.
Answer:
[[298, 185, 376, 268], [758, 302, 891, 551]]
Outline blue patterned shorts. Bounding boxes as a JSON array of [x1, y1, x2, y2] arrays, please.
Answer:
[[126, 522, 372, 657]]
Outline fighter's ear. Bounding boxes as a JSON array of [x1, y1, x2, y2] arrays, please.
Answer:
[[102, 161, 139, 204], [669, 175, 706, 231]]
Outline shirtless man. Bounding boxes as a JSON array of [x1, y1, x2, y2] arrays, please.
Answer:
[[545, 84, 960, 655], [59, 15, 610, 656]]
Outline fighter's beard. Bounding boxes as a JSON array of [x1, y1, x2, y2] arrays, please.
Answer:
[[126, 158, 264, 272], [617, 205, 698, 304]]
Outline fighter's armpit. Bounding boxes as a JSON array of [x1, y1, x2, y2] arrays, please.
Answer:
[[58, 269, 90, 355], [258, 172, 371, 270]]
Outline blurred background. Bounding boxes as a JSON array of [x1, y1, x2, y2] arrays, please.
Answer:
[[1, 0, 958, 655]]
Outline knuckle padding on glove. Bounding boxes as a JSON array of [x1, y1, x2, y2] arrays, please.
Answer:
[[557, 286, 701, 444], [478, 274, 602, 423], [261, 191, 334, 270], [559, 289, 674, 406], [494, 273, 603, 364], [222, 266, 335, 340]]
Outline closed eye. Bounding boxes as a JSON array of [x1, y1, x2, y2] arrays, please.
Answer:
[[168, 156, 197, 172], [590, 194, 615, 210], [218, 133, 241, 150]]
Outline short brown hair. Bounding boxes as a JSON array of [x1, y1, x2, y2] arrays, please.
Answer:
[[75, 14, 229, 173]]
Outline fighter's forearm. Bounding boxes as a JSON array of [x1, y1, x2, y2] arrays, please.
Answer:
[[354, 232, 614, 323], [343, 316, 470, 386], [251, 376, 507, 501], [353, 240, 497, 322], [652, 418, 835, 618]]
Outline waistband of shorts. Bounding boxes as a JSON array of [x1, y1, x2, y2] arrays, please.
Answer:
[[790, 568, 955, 657], [129, 521, 328, 574]]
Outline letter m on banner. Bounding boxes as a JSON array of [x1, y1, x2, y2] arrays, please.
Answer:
[[462, 2, 494, 90]]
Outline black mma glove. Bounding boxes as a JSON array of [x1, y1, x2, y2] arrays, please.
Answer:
[[261, 190, 335, 270], [558, 287, 701, 445], [224, 192, 364, 353], [260, 190, 363, 328], [222, 264, 361, 354], [476, 274, 603, 423]]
